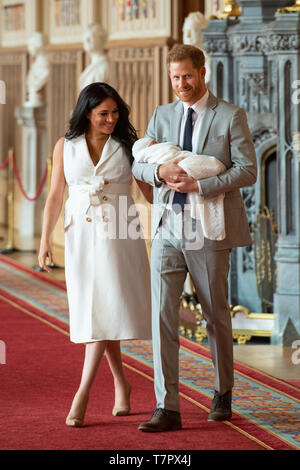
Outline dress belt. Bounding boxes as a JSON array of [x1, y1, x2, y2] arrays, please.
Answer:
[[68, 178, 132, 215], [69, 183, 131, 195]]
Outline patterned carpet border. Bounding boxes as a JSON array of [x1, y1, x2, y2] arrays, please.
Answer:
[[0, 254, 299, 450]]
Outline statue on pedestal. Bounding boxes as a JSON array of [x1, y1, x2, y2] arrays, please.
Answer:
[[25, 32, 49, 108], [79, 24, 109, 91], [183, 12, 211, 85]]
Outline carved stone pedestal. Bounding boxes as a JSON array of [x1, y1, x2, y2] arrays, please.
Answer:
[[15, 105, 47, 249]]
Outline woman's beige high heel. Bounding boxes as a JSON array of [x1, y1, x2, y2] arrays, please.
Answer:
[[65, 415, 84, 427], [112, 383, 132, 416], [65, 392, 89, 427]]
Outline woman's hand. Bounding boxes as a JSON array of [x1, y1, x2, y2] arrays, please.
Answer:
[[38, 240, 54, 272], [38, 136, 66, 273]]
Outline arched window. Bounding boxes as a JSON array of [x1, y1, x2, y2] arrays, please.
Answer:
[[216, 62, 223, 99], [286, 150, 295, 234], [261, 148, 278, 228], [284, 61, 292, 145]]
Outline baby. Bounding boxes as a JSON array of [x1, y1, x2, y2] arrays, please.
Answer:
[[132, 137, 226, 241]]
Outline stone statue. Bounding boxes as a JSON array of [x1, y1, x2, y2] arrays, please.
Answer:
[[79, 24, 109, 91], [183, 12, 211, 85], [25, 32, 49, 107]]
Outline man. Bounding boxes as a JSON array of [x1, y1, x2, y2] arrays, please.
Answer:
[[132, 44, 257, 432]]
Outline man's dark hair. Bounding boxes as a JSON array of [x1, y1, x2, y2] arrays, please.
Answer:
[[167, 44, 205, 69]]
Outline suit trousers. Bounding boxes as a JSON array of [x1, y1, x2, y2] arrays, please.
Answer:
[[151, 210, 234, 412]]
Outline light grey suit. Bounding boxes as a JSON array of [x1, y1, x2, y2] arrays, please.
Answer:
[[132, 92, 257, 412]]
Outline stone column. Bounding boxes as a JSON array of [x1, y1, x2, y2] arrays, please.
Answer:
[[267, 9, 300, 345], [202, 1, 300, 342], [203, 18, 236, 102], [15, 105, 47, 249]]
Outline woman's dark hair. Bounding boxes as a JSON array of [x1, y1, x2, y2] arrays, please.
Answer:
[[65, 82, 138, 157]]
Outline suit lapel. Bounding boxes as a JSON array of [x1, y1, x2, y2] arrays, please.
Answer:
[[196, 92, 218, 153], [169, 100, 183, 145]]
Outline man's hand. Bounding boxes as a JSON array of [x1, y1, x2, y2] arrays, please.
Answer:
[[166, 175, 199, 193], [158, 158, 199, 193], [158, 157, 186, 182]]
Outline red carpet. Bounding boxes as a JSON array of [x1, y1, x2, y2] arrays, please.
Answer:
[[1, 254, 299, 451], [0, 293, 265, 451], [180, 337, 300, 402]]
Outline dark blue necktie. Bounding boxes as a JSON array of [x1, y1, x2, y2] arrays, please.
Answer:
[[172, 107, 194, 212]]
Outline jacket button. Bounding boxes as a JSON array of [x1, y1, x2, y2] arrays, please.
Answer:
[[102, 195, 108, 201], [103, 216, 109, 222], [86, 217, 92, 222]]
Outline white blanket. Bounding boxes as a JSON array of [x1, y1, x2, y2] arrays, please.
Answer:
[[132, 138, 226, 241]]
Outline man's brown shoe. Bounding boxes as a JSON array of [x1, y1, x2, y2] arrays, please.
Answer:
[[208, 390, 232, 421], [138, 408, 182, 432]]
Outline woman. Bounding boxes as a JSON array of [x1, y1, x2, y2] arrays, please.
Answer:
[[38, 82, 151, 427]]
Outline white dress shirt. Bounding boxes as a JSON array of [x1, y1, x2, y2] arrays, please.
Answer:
[[179, 90, 209, 201], [155, 89, 209, 204]]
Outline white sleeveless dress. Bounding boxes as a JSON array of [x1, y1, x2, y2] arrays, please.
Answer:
[[63, 134, 152, 343]]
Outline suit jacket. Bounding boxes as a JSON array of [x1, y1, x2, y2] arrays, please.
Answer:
[[132, 92, 257, 250]]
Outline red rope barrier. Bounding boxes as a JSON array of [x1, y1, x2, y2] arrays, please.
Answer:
[[12, 152, 48, 202], [0, 155, 9, 170]]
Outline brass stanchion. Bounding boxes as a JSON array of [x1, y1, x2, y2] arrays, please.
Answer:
[[0, 149, 16, 254], [0, 148, 37, 254]]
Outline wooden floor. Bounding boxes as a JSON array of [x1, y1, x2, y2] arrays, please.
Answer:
[[0, 226, 299, 383]]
